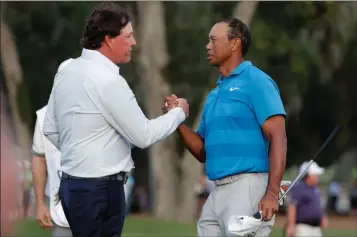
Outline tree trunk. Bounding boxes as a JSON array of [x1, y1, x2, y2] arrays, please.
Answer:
[[136, 2, 179, 220], [0, 21, 32, 161], [176, 1, 260, 222]]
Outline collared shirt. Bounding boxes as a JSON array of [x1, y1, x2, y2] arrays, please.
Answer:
[[32, 106, 69, 227], [43, 49, 185, 177], [197, 61, 286, 180], [288, 181, 324, 222]]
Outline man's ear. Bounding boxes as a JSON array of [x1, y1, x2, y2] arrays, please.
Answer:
[[232, 38, 241, 52], [103, 35, 113, 48]]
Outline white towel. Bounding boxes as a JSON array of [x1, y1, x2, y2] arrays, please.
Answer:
[[50, 187, 70, 228]]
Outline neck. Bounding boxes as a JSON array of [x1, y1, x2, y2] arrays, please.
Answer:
[[305, 179, 315, 187], [219, 56, 244, 78], [97, 46, 114, 62]]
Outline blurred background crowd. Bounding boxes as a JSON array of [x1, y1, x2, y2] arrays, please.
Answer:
[[1, 1, 357, 236]]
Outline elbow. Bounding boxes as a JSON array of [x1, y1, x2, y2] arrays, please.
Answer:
[[197, 153, 206, 163], [198, 158, 205, 164], [135, 142, 149, 149], [195, 149, 206, 163], [133, 137, 152, 149]]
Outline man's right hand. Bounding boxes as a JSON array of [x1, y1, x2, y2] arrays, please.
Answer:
[[163, 94, 189, 118], [176, 98, 189, 118], [36, 203, 53, 229]]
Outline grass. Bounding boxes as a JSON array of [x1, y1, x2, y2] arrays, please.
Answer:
[[11, 216, 357, 237]]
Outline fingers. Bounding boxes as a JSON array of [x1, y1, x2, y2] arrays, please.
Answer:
[[260, 206, 274, 221], [163, 94, 179, 114], [37, 211, 53, 229], [38, 217, 52, 229], [167, 101, 178, 110], [258, 203, 276, 221], [165, 94, 178, 102], [265, 207, 273, 221]]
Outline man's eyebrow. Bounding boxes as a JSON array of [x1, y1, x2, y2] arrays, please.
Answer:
[[209, 35, 218, 40]]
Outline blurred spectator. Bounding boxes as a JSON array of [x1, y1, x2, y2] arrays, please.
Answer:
[[131, 186, 149, 215], [350, 179, 357, 215], [124, 175, 135, 215], [1, 90, 20, 236], [22, 160, 33, 219], [194, 174, 215, 219], [286, 161, 328, 237], [335, 185, 351, 215], [327, 180, 341, 213]]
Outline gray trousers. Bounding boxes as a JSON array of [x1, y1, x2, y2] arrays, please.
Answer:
[[45, 197, 73, 237], [197, 173, 275, 237]]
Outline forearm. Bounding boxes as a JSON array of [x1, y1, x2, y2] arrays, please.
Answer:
[[267, 134, 287, 195], [177, 124, 206, 163], [287, 204, 296, 227], [141, 108, 186, 148], [31, 157, 47, 206]]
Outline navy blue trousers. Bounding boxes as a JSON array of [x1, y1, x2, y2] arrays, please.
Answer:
[[59, 177, 126, 237]]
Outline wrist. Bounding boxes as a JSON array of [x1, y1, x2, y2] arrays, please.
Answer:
[[267, 184, 280, 196], [266, 189, 279, 200], [36, 198, 46, 207]]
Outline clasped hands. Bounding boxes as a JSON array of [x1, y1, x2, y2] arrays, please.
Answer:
[[162, 94, 189, 118]]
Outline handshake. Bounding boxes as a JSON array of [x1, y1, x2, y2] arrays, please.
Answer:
[[162, 94, 189, 118]]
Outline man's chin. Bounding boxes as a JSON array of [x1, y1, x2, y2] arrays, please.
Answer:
[[208, 60, 219, 67], [118, 57, 131, 64]]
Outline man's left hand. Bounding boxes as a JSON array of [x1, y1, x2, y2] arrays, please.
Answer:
[[258, 191, 279, 221], [162, 94, 178, 114]]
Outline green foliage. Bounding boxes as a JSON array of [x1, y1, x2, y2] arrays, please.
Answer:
[[2, 1, 356, 168]]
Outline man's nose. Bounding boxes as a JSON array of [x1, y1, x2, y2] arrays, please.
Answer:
[[206, 42, 212, 50], [132, 37, 137, 46]]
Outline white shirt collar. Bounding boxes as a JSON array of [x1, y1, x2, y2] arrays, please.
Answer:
[[81, 48, 120, 74]]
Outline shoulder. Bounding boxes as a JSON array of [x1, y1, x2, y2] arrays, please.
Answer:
[[69, 59, 130, 92], [244, 65, 281, 92], [291, 181, 304, 192]]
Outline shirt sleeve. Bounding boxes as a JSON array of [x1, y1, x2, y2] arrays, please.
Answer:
[[288, 186, 301, 206], [43, 88, 60, 149], [87, 78, 186, 149], [250, 76, 286, 126], [31, 116, 46, 157]]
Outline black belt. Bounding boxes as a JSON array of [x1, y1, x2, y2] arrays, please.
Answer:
[[61, 172, 129, 184], [296, 219, 321, 227]]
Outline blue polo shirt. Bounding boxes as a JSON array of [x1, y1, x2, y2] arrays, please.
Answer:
[[197, 61, 286, 180]]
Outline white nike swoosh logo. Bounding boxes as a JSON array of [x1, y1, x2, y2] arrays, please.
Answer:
[[230, 87, 240, 91]]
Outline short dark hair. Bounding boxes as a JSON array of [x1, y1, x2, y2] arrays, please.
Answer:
[[218, 18, 251, 56], [80, 2, 130, 50]]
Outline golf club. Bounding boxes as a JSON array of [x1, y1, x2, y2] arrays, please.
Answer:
[[247, 125, 341, 237]]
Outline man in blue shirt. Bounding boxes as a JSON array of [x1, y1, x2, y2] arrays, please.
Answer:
[[165, 18, 287, 236]]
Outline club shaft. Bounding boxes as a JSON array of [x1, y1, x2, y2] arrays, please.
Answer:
[[249, 126, 340, 236]]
